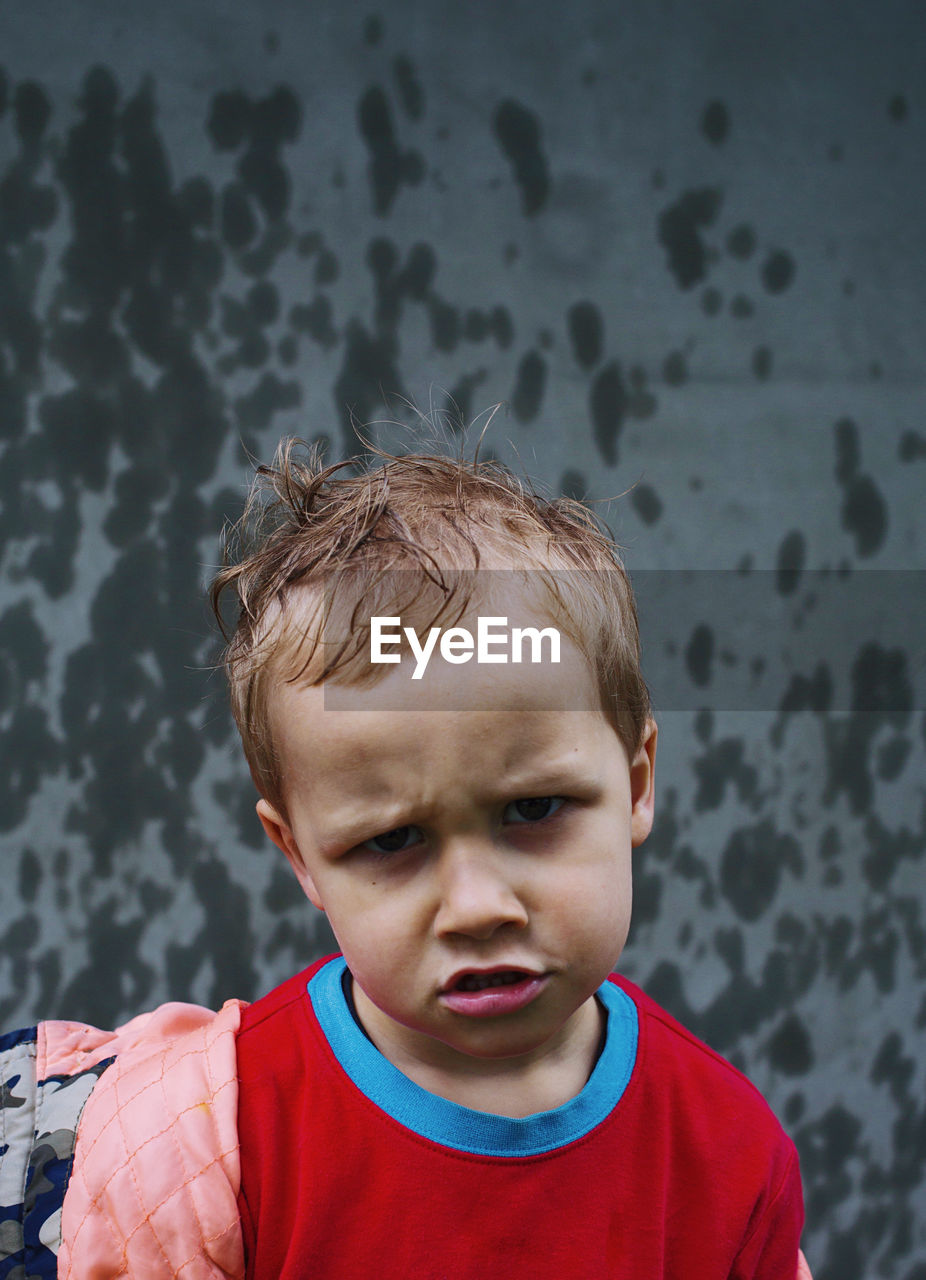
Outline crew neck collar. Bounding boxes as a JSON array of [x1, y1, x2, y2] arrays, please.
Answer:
[[307, 955, 637, 1157]]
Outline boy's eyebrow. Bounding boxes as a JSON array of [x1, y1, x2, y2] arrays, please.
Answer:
[[314, 755, 599, 852]]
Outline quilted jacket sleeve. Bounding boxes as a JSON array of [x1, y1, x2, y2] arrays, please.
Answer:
[[57, 1000, 246, 1279]]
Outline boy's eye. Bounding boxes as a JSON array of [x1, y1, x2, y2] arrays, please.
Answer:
[[504, 793, 568, 824], [361, 824, 420, 855], [361, 793, 568, 855]]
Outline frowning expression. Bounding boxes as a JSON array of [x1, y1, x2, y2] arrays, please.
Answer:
[[257, 619, 656, 1090]]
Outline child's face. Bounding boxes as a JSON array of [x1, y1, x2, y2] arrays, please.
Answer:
[[257, 608, 656, 1083]]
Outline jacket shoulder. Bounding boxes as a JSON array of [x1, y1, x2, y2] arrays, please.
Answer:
[[58, 999, 247, 1278]]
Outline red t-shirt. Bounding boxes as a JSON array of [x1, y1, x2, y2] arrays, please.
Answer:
[[237, 955, 802, 1279]]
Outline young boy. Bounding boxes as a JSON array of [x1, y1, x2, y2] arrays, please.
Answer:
[[1, 436, 812, 1278]]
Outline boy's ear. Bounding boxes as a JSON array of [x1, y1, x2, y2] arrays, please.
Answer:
[[629, 719, 657, 849], [256, 799, 325, 911]]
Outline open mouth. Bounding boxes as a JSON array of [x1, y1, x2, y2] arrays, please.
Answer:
[[452, 970, 533, 992], [440, 969, 548, 1016]]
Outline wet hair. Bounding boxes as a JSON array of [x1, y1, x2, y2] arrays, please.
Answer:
[[211, 431, 651, 818]]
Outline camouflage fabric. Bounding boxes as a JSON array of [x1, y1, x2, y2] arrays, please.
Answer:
[[0, 1028, 112, 1279]]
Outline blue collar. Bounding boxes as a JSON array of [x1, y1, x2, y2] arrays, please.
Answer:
[[307, 956, 637, 1157]]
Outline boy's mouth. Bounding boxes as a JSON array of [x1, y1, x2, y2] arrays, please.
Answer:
[[451, 970, 532, 992], [439, 967, 548, 1016]]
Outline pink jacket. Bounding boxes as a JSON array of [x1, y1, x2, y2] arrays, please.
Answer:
[[3, 1002, 814, 1278], [49, 1001, 245, 1278]]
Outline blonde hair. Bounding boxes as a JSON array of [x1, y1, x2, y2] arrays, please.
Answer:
[[211, 433, 651, 817]]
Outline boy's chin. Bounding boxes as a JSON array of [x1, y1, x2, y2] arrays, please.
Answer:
[[417, 1002, 600, 1069], [358, 994, 562, 1066]]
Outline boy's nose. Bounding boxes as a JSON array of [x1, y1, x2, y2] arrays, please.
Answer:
[[432, 844, 529, 939]]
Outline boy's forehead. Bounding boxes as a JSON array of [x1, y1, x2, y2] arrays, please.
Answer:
[[263, 589, 632, 818], [269, 626, 606, 757], [271, 674, 619, 815], [272, 697, 626, 867]]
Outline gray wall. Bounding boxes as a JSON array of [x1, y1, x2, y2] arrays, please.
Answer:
[[1, 3, 924, 1276]]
